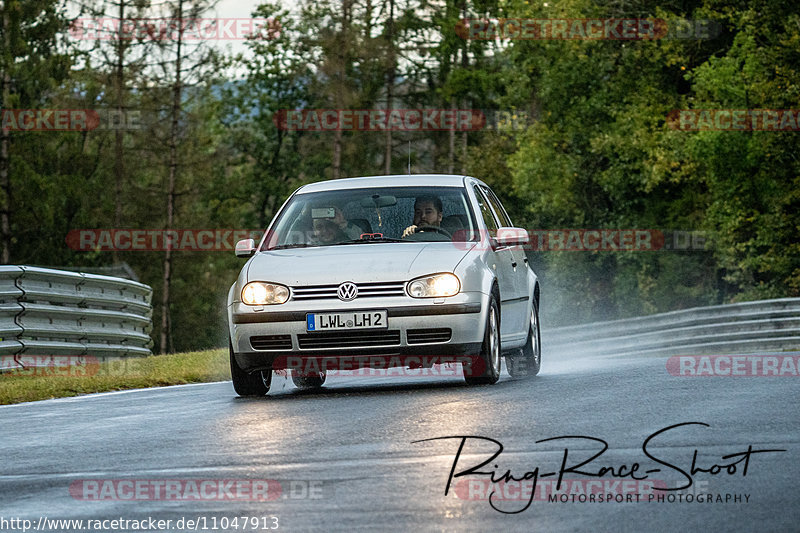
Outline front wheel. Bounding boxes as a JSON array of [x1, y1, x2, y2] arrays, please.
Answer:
[[507, 300, 541, 378], [230, 340, 272, 396], [465, 295, 501, 385]]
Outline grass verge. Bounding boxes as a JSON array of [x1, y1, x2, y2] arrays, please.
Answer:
[[0, 348, 229, 405]]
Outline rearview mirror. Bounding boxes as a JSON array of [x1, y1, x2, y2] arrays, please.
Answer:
[[235, 238, 256, 257], [359, 194, 397, 208]]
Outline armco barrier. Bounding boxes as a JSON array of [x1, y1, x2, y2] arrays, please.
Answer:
[[543, 298, 800, 357], [0, 266, 153, 368]]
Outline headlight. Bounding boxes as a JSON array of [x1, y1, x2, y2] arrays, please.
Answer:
[[241, 282, 290, 305], [407, 273, 460, 298]]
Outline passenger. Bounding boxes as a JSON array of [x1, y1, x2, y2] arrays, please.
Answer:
[[312, 218, 347, 244], [331, 206, 364, 239]]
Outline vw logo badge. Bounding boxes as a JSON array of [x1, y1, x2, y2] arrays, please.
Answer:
[[337, 282, 358, 301]]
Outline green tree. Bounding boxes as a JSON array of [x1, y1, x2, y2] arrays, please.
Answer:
[[0, 0, 71, 263]]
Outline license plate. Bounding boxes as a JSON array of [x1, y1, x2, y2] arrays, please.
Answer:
[[306, 310, 388, 331]]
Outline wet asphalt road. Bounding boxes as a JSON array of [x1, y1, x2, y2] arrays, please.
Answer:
[[1, 348, 798, 532]]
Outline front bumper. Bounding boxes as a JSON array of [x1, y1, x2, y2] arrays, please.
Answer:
[[228, 292, 487, 373]]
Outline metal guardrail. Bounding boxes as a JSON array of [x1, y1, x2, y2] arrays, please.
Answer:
[[543, 298, 800, 357], [0, 266, 153, 366]]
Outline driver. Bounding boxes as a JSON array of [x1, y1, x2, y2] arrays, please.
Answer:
[[402, 196, 443, 238]]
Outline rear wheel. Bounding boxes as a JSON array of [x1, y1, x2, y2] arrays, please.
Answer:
[[465, 295, 501, 385], [292, 370, 327, 390], [507, 300, 541, 378], [229, 339, 271, 396]]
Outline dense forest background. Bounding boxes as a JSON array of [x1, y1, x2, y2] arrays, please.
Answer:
[[1, 0, 798, 353]]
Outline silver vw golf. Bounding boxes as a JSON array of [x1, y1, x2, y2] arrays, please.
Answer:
[[227, 174, 541, 395]]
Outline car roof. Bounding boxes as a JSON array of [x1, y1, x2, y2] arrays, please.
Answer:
[[297, 174, 483, 193]]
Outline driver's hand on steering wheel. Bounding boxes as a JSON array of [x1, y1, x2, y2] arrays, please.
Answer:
[[402, 225, 417, 238]]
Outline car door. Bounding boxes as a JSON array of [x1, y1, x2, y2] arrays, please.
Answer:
[[471, 184, 518, 339], [480, 185, 529, 339]]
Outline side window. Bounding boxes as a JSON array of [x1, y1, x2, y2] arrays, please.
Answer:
[[481, 186, 513, 228], [473, 185, 499, 235]]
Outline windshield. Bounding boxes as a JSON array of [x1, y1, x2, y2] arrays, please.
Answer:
[[261, 186, 478, 250]]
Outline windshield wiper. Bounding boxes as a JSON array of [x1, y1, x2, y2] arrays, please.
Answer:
[[272, 238, 404, 249], [270, 243, 316, 250], [335, 237, 405, 245]]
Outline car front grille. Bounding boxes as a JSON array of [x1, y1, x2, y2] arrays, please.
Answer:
[[291, 281, 406, 301], [407, 328, 452, 344], [297, 329, 401, 349], [250, 334, 292, 351]]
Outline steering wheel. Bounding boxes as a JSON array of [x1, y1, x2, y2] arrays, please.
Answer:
[[415, 225, 452, 238]]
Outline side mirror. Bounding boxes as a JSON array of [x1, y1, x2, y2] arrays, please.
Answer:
[[235, 238, 256, 257], [494, 227, 529, 248]]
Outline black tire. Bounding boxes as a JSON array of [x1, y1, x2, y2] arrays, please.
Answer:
[[229, 340, 271, 396], [291, 370, 327, 390], [507, 300, 541, 378], [465, 294, 501, 385]]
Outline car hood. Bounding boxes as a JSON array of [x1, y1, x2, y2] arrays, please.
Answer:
[[246, 242, 474, 285]]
